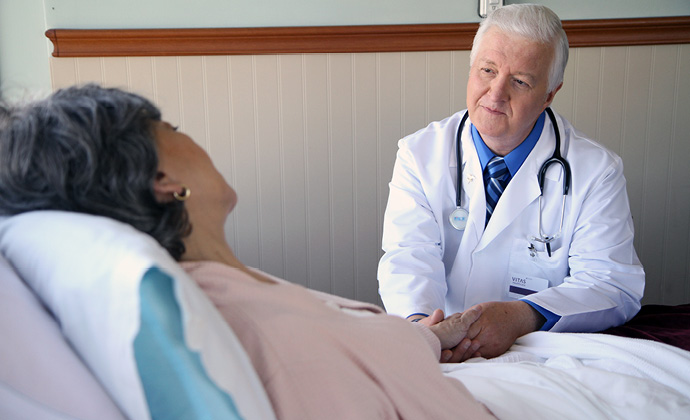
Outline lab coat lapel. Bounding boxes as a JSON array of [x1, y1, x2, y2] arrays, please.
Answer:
[[476, 125, 555, 250]]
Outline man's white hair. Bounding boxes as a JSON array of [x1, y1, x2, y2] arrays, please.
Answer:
[[470, 3, 569, 93]]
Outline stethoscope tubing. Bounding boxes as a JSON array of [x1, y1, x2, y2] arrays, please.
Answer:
[[452, 107, 572, 236]]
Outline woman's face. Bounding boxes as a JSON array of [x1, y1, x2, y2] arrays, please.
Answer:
[[153, 121, 237, 214]]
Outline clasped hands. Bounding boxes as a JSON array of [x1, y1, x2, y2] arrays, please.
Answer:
[[420, 300, 543, 363]]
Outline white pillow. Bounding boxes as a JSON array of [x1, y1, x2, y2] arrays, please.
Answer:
[[0, 252, 126, 420], [0, 211, 275, 420]]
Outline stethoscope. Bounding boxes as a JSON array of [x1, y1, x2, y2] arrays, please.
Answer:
[[448, 107, 571, 256]]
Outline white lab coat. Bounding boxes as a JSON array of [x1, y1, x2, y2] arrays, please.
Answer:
[[378, 110, 644, 332]]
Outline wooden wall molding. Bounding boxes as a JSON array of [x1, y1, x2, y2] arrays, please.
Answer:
[[46, 16, 690, 57]]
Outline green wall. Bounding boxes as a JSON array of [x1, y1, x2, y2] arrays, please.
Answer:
[[2, 0, 689, 100], [43, 0, 690, 28], [0, 0, 52, 100]]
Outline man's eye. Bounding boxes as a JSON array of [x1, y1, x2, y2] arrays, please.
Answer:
[[514, 79, 529, 88]]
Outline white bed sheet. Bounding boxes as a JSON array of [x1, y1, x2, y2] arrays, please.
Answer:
[[443, 332, 690, 420]]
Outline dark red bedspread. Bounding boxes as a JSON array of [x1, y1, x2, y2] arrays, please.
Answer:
[[601, 304, 690, 352]]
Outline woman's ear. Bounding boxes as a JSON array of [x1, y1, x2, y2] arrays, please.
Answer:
[[153, 172, 184, 203]]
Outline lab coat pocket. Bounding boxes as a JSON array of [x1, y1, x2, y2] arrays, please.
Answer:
[[507, 239, 568, 299]]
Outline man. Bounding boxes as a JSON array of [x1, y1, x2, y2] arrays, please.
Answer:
[[377, 4, 644, 362]]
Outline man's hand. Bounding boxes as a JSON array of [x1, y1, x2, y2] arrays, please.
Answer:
[[462, 300, 545, 360]]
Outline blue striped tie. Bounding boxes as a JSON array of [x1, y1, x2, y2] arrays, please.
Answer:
[[484, 156, 509, 224]]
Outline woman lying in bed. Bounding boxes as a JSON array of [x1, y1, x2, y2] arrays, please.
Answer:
[[0, 84, 496, 419]]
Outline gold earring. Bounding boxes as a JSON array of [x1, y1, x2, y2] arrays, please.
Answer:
[[173, 185, 191, 201]]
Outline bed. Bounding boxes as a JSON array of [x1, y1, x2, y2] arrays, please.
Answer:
[[1, 211, 689, 419]]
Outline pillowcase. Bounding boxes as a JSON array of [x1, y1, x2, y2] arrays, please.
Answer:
[[134, 267, 244, 419], [0, 252, 126, 420], [0, 211, 276, 420]]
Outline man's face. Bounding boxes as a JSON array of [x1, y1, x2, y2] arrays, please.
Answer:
[[466, 27, 560, 155]]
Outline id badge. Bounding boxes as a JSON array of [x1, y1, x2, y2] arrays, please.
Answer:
[[508, 273, 549, 299]]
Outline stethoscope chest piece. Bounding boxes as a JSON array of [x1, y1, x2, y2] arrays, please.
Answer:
[[449, 207, 469, 230]]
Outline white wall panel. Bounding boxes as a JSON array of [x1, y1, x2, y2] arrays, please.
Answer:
[[277, 55, 309, 288], [597, 47, 627, 154], [327, 54, 356, 298], [619, 47, 653, 258], [570, 48, 602, 142], [426, 51, 453, 123], [146, 58, 177, 126], [667, 46, 690, 302], [227, 56, 261, 268], [50, 44, 690, 305], [253, 55, 286, 280], [202, 56, 237, 269], [353, 53, 382, 303], [451, 51, 470, 118], [302, 54, 333, 293], [102, 57, 129, 89], [376, 52, 404, 228], [644, 45, 683, 303], [402, 52, 428, 137], [128, 57, 157, 105]]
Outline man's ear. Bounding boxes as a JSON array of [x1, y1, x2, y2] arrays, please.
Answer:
[[153, 172, 184, 203], [543, 82, 563, 109]]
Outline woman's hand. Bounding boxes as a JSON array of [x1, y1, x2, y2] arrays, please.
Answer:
[[424, 307, 483, 362]]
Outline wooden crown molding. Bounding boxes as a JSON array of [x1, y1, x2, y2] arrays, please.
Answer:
[[46, 16, 690, 58]]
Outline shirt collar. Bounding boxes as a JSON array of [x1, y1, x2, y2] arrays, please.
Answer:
[[471, 111, 546, 176]]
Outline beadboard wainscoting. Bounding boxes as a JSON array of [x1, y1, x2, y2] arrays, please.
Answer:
[[50, 41, 690, 306]]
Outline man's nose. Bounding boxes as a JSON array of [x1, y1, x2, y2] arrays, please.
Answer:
[[487, 76, 510, 101]]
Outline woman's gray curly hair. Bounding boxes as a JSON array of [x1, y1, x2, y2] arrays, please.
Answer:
[[0, 84, 191, 260]]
